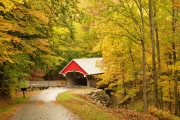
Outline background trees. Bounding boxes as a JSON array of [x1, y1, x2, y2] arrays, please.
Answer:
[[85, 0, 180, 116], [0, 0, 50, 96], [0, 0, 85, 96]]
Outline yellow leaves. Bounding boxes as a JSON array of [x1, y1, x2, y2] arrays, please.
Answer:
[[52, 27, 70, 36], [28, 39, 52, 54], [0, 41, 16, 64], [0, 17, 21, 43], [0, 50, 15, 64], [20, 41, 36, 55], [160, 75, 170, 80], [73, 22, 84, 42], [175, 61, 180, 71], [41, 55, 64, 67], [0, 19, 13, 32], [0, 0, 24, 13], [158, 74, 180, 102], [0, 0, 15, 12], [149, 107, 178, 120], [0, 48, 22, 64], [0, 56, 14, 64], [108, 82, 117, 89], [15, 0, 25, 3]]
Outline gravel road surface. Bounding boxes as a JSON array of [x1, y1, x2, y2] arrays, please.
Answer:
[[10, 86, 82, 120]]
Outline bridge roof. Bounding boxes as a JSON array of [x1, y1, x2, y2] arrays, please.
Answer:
[[59, 58, 103, 77]]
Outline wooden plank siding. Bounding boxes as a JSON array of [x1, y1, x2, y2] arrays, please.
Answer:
[[28, 80, 67, 88]]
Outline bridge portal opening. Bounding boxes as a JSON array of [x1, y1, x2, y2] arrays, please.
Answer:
[[65, 72, 87, 86]]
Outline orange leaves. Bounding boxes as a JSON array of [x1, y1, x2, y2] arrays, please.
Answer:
[[30, 69, 46, 80], [11, 37, 21, 43], [0, 39, 22, 64], [174, 1, 180, 8], [0, 19, 13, 32], [29, 10, 49, 24]]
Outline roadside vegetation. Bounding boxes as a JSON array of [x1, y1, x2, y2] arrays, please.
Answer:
[[0, 91, 39, 120], [57, 91, 119, 120], [57, 90, 164, 120]]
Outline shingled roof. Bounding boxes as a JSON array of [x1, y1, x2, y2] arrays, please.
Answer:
[[59, 58, 103, 77]]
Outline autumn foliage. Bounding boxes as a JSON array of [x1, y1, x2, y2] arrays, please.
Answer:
[[0, 0, 180, 119]]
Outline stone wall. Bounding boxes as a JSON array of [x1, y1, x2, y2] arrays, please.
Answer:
[[86, 89, 112, 107]]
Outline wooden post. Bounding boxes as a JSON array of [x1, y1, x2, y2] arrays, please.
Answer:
[[23, 91, 25, 98], [86, 76, 89, 87], [21, 88, 27, 98]]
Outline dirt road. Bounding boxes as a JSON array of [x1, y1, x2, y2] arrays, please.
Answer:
[[10, 86, 82, 120]]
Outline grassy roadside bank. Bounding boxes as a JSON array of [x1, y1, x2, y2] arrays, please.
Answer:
[[56, 88, 174, 120], [57, 91, 119, 120], [0, 91, 39, 120]]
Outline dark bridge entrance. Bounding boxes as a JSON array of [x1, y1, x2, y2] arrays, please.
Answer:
[[65, 72, 87, 86]]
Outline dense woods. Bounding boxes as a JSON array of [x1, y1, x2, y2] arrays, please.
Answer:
[[0, 0, 180, 118]]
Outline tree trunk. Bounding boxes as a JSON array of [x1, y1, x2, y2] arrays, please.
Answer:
[[0, 65, 5, 96], [121, 60, 128, 109], [155, 16, 163, 110], [129, 48, 138, 109], [168, 79, 172, 113], [159, 88, 163, 110], [153, 0, 162, 109], [179, 91, 180, 116], [155, 23, 161, 78], [139, 0, 148, 112], [171, 0, 178, 115], [174, 72, 179, 116], [149, 0, 158, 108]]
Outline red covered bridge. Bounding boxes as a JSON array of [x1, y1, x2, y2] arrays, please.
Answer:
[[59, 58, 103, 87]]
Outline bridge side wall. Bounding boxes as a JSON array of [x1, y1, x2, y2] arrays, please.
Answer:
[[28, 80, 66, 88]]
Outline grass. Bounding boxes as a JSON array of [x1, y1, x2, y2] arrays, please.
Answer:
[[14, 97, 30, 104], [57, 91, 119, 120], [0, 97, 29, 112]]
